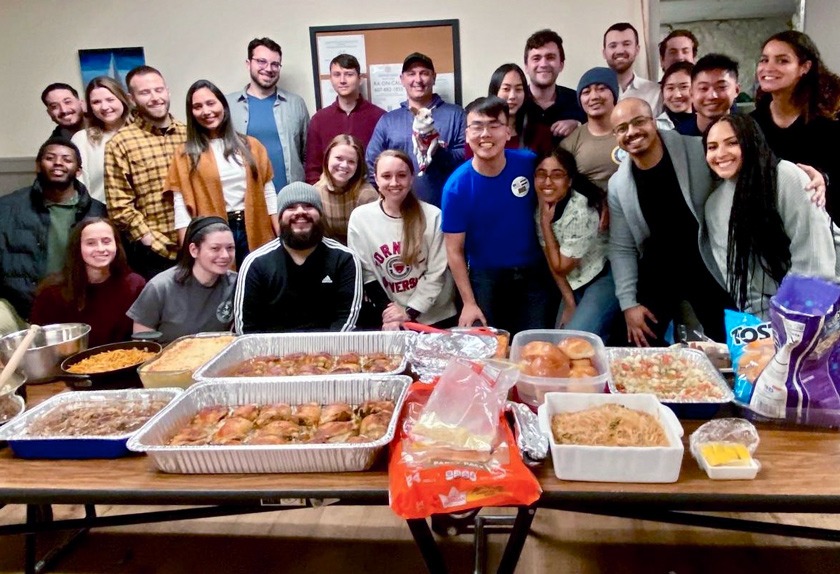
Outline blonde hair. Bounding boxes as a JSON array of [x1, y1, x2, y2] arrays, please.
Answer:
[[374, 150, 425, 266]]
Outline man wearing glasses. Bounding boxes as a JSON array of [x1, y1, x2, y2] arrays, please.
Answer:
[[441, 96, 554, 334], [229, 37, 310, 190]]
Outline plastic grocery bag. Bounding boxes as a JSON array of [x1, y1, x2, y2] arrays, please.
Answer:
[[747, 275, 840, 427], [725, 310, 776, 404]]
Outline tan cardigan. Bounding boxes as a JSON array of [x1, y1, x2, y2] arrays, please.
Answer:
[[166, 136, 275, 252]]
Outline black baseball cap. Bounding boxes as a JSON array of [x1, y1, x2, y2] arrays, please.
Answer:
[[402, 52, 435, 73]]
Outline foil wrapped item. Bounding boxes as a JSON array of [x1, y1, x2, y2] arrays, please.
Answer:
[[406, 332, 497, 382], [506, 400, 548, 463]]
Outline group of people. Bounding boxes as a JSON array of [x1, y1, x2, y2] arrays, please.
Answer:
[[1, 24, 838, 349]]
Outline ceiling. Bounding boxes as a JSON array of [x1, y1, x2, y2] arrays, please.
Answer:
[[660, 0, 802, 23]]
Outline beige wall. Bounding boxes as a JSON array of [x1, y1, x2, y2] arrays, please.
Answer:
[[804, 0, 840, 73], [0, 0, 647, 158]]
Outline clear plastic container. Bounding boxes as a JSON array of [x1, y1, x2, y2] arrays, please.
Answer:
[[510, 330, 610, 409]]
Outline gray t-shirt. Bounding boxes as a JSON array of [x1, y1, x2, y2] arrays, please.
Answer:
[[127, 267, 237, 343]]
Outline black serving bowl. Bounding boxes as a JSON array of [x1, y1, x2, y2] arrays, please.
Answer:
[[60, 341, 162, 390]]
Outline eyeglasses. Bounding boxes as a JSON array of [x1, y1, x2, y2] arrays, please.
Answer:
[[251, 58, 282, 71], [612, 115, 653, 136], [534, 169, 569, 182], [467, 120, 506, 134]]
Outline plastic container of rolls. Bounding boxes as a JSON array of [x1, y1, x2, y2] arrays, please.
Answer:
[[510, 330, 610, 409]]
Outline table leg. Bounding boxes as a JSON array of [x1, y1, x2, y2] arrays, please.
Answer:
[[495, 505, 536, 574], [407, 518, 449, 574], [23, 504, 91, 574]]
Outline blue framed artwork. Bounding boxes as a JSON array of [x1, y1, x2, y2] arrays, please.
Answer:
[[78, 47, 145, 90]]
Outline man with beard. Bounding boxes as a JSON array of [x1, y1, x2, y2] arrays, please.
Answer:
[[234, 182, 362, 333], [41, 83, 85, 139], [0, 138, 106, 318], [104, 65, 186, 279], [603, 23, 663, 116], [228, 37, 310, 189]]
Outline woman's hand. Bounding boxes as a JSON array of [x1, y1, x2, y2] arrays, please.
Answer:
[[558, 300, 577, 328], [797, 163, 827, 207], [539, 200, 556, 224], [381, 320, 402, 331], [382, 302, 409, 324], [458, 303, 487, 327]]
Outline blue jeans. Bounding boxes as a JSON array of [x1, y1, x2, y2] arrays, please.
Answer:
[[228, 218, 249, 270], [470, 262, 557, 336], [557, 264, 620, 340]]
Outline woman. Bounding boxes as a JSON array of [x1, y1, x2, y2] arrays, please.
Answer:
[[128, 216, 237, 343], [656, 61, 693, 130], [535, 148, 619, 339], [30, 218, 145, 346], [167, 80, 277, 269], [347, 150, 456, 329], [314, 134, 378, 244], [752, 31, 840, 223], [70, 76, 132, 203], [702, 114, 838, 318], [464, 64, 553, 159]]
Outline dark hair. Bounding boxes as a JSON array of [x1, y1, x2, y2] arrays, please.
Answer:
[[756, 30, 840, 122], [658, 29, 699, 59], [660, 61, 694, 87], [41, 83, 79, 106], [125, 65, 164, 92], [183, 79, 257, 178], [692, 53, 739, 81], [373, 150, 425, 267], [330, 53, 360, 74], [604, 22, 639, 47], [702, 114, 791, 310], [248, 37, 282, 60], [83, 76, 132, 145], [38, 218, 129, 311], [488, 64, 535, 145], [465, 96, 510, 121], [36, 137, 81, 166], [317, 134, 367, 193], [524, 29, 566, 63], [536, 147, 604, 211], [174, 219, 232, 284]]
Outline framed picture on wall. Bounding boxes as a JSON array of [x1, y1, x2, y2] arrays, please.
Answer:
[[309, 19, 461, 111], [78, 47, 145, 90]]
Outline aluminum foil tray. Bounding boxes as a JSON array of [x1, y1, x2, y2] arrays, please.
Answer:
[[0, 388, 182, 459], [193, 332, 413, 381], [606, 347, 733, 419], [127, 375, 411, 473]]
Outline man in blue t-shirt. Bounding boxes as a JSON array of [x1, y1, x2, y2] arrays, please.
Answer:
[[228, 37, 310, 190], [441, 96, 555, 334]]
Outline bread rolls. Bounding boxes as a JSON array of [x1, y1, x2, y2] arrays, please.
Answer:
[[558, 337, 596, 360], [519, 338, 600, 379]]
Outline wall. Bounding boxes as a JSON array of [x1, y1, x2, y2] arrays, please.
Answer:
[[0, 0, 647, 158], [804, 0, 840, 73]]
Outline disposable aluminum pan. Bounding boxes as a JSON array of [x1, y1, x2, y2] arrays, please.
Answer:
[[0, 388, 182, 459], [193, 331, 412, 381], [606, 347, 734, 418], [127, 375, 412, 473]]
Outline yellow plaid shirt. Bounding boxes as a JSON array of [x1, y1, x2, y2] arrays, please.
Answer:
[[104, 114, 186, 259]]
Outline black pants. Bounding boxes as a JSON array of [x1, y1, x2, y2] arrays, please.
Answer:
[[125, 240, 176, 281]]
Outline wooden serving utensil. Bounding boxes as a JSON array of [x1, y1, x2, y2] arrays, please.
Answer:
[[0, 324, 40, 397]]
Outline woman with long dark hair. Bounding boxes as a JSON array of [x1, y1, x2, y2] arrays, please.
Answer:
[[752, 30, 840, 222], [167, 80, 277, 269], [702, 114, 837, 318], [30, 217, 145, 346], [71, 76, 133, 202], [347, 150, 456, 329], [128, 216, 237, 342]]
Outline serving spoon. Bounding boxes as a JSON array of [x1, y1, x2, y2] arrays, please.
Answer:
[[0, 324, 40, 397]]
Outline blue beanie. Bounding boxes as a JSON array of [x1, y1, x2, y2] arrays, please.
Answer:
[[576, 67, 619, 107]]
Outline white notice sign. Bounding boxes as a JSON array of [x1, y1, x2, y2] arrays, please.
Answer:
[[317, 35, 367, 75], [369, 63, 405, 111]]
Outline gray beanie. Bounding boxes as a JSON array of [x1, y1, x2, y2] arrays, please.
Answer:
[[576, 67, 619, 107], [277, 181, 323, 215]]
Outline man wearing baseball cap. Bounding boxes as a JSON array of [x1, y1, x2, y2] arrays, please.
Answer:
[[365, 52, 466, 207], [233, 181, 362, 333]]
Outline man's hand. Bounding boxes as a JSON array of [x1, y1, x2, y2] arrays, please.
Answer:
[[624, 305, 658, 347], [550, 119, 580, 138], [797, 163, 827, 207], [459, 302, 487, 327], [140, 233, 153, 247]]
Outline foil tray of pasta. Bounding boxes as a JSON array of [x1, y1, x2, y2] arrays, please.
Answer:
[[537, 392, 685, 482], [127, 375, 411, 473], [0, 388, 182, 459], [606, 348, 734, 419], [193, 332, 412, 382]]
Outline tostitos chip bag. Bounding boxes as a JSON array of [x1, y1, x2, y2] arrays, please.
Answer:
[[725, 309, 775, 404]]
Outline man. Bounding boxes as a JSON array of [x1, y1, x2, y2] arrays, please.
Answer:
[[304, 53, 385, 183], [675, 53, 740, 137], [659, 29, 699, 72], [560, 67, 623, 191], [104, 65, 186, 280], [603, 23, 663, 116], [41, 83, 84, 139], [0, 138, 106, 318], [522, 29, 586, 142], [607, 98, 733, 346], [234, 181, 362, 333], [228, 37, 310, 189], [441, 96, 554, 335], [365, 52, 465, 207]]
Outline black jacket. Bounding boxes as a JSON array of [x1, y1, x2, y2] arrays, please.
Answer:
[[0, 178, 106, 318]]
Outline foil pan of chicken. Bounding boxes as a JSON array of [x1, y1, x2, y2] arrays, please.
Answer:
[[128, 375, 411, 473], [193, 332, 413, 382]]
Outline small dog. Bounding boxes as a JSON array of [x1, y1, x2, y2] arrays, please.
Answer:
[[411, 107, 442, 176]]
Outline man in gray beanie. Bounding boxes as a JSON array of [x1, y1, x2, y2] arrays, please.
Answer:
[[233, 181, 362, 333]]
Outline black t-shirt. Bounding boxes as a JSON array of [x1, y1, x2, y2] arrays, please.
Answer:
[[525, 85, 587, 143]]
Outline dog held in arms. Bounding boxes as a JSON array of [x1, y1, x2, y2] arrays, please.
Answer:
[[411, 107, 444, 176]]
